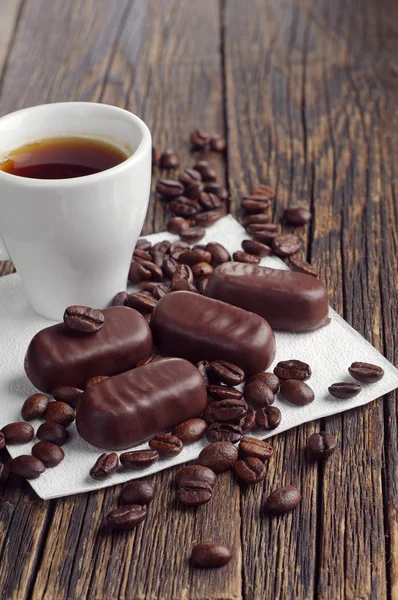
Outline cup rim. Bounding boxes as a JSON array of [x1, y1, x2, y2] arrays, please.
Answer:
[[0, 102, 151, 187]]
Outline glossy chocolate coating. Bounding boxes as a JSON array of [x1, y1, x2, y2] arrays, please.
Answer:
[[76, 358, 207, 449], [151, 291, 275, 376], [25, 307, 153, 393], [206, 262, 329, 332]]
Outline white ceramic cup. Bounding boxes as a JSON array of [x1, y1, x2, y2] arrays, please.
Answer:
[[0, 102, 152, 321]]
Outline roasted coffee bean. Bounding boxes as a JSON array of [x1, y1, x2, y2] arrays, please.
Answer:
[[37, 421, 69, 446], [149, 434, 183, 456], [193, 160, 217, 181], [169, 196, 201, 217], [152, 283, 171, 300], [128, 261, 151, 283], [196, 360, 216, 386], [243, 213, 271, 225], [272, 233, 301, 257], [86, 375, 109, 386], [153, 240, 172, 253], [255, 406, 282, 430], [264, 485, 301, 514], [246, 372, 280, 394], [177, 480, 213, 506], [64, 306, 104, 334], [1, 422, 34, 445], [253, 223, 279, 232], [207, 385, 243, 401], [31, 442, 65, 468], [252, 230, 279, 244], [246, 223, 275, 235], [185, 181, 205, 200], [159, 150, 179, 169], [191, 262, 214, 278], [120, 481, 155, 505], [167, 216, 190, 234], [172, 418, 208, 443], [171, 264, 194, 289], [307, 432, 337, 460], [203, 399, 247, 424], [196, 276, 210, 294], [244, 376, 274, 409], [21, 393, 50, 421], [126, 292, 157, 313], [140, 282, 163, 292], [179, 168, 202, 186], [250, 184, 275, 198], [107, 504, 147, 531], [179, 249, 211, 265], [328, 382, 361, 399], [232, 251, 261, 264], [348, 362, 384, 383], [203, 183, 229, 201], [239, 436, 273, 461], [241, 239, 271, 257], [289, 257, 318, 277], [137, 260, 163, 281], [89, 452, 118, 480], [279, 379, 314, 406], [191, 542, 231, 568], [175, 465, 217, 489], [283, 206, 312, 226], [168, 240, 190, 253], [0, 432, 5, 450], [190, 129, 211, 149], [199, 441, 238, 473], [44, 401, 75, 427], [274, 360, 311, 381], [241, 199, 270, 214], [136, 239, 152, 251], [10, 455, 46, 480], [210, 360, 245, 386], [198, 191, 222, 210], [195, 209, 224, 227], [112, 291, 128, 306], [152, 145, 161, 165], [120, 449, 160, 469], [52, 385, 83, 408], [162, 256, 179, 278], [243, 194, 272, 206], [156, 178, 184, 197], [205, 242, 230, 264], [179, 227, 206, 244], [133, 248, 152, 262], [239, 406, 256, 433], [210, 135, 226, 152], [234, 457, 266, 485], [206, 423, 242, 444], [172, 279, 198, 293]]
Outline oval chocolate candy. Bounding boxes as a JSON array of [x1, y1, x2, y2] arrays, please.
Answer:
[[24, 307, 153, 393], [150, 291, 275, 376], [206, 262, 329, 332], [76, 358, 207, 450]]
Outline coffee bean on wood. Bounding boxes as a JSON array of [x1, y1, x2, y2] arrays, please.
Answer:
[[177, 480, 213, 506], [190, 129, 211, 149], [234, 457, 266, 485], [289, 257, 318, 277], [283, 206, 312, 225], [193, 161, 217, 181], [120, 481, 155, 505], [198, 441, 238, 473], [169, 196, 200, 216], [263, 485, 301, 514], [175, 465, 217, 489], [107, 504, 147, 531], [307, 432, 337, 460], [243, 213, 271, 225], [250, 184, 275, 198], [239, 436, 273, 461], [209, 135, 226, 152], [272, 234, 301, 257], [191, 542, 231, 568], [179, 168, 202, 186]]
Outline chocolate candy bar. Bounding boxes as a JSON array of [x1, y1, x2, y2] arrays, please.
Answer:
[[151, 291, 275, 376], [206, 262, 329, 332], [24, 307, 153, 393], [76, 358, 207, 449]]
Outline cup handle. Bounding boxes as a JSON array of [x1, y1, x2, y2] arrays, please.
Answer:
[[0, 235, 10, 261]]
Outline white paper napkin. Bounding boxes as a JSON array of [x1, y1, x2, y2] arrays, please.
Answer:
[[1, 215, 397, 500]]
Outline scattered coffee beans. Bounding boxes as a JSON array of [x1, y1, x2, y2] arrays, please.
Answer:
[[195, 209, 224, 227], [52, 385, 83, 408], [252, 230, 278, 244], [120, 481, 155, 505], [179, 168, 202, 186], [159, 150, 179, 169], [196, 276, 210, 294], [126, 292, 157, 313], [167, 216, 190, 234], [169, 196, 200, 216], [328, 382, 361, 399], [198, 441, 238, 473], [1, 422, 34, 445], [107, 504, 147, 530], [207, 385, 243, 401], [279, 379, 314, 406], [203, 183, 228, 201], [250, 184, 275, 198], [210, 360, 245, 386], [234, 457, 266, 485], [120, 449, 160, 470], [134, 248, 152, 261], [37, 422, 69, 446], [241, 199, 270, 214], [243, 213, 270, 225], [179, 249, 212, 265], [348, 362, 384, 383], [247, 372, 279, 394], [239, 406, 256, 433], [232, 251, 261, 264], [198, 191, 222, 210], [193, 161, 216, 181], [190, 129, 211, 149], [156, 179, 185, 197], [63, 306, 104, 333], [152, 284, 171, 300], [239, 436, 273, 461], [44, 401, 75, 427], [179, 227, 206, 243], [175, 465, 217, 489], [172, 264, 194, 289], [90, 453, 119, 480], [128, 261, 151, 283], [289, 257, 318, 278], [31, 442, 65, 467], [10, 455, 46, 480], [255, 406, 282, 430], [264, 485, 301, 514], [191, 542, 231, 568], [272, 234, 301, 257], [244, 376, 275, 409], [203, 399, 247, 424], [191, 262, 214, 278], [21, 393, 49, 421], [274, 360, 311, 381], [177, 479, 213, 506], [307, 432, 337, 460], [135, 239, 152, 251], [206, 423, 242, 444], [241, 239, 271, 257], [172, 418, 208, 443], [209, 135, 226, 152], [149, 434, 183, 456], [283, 206, 312, 225], [205, 242, 231, 264]]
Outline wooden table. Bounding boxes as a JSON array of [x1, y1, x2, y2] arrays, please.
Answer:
[[0, 1, 397, 598]]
